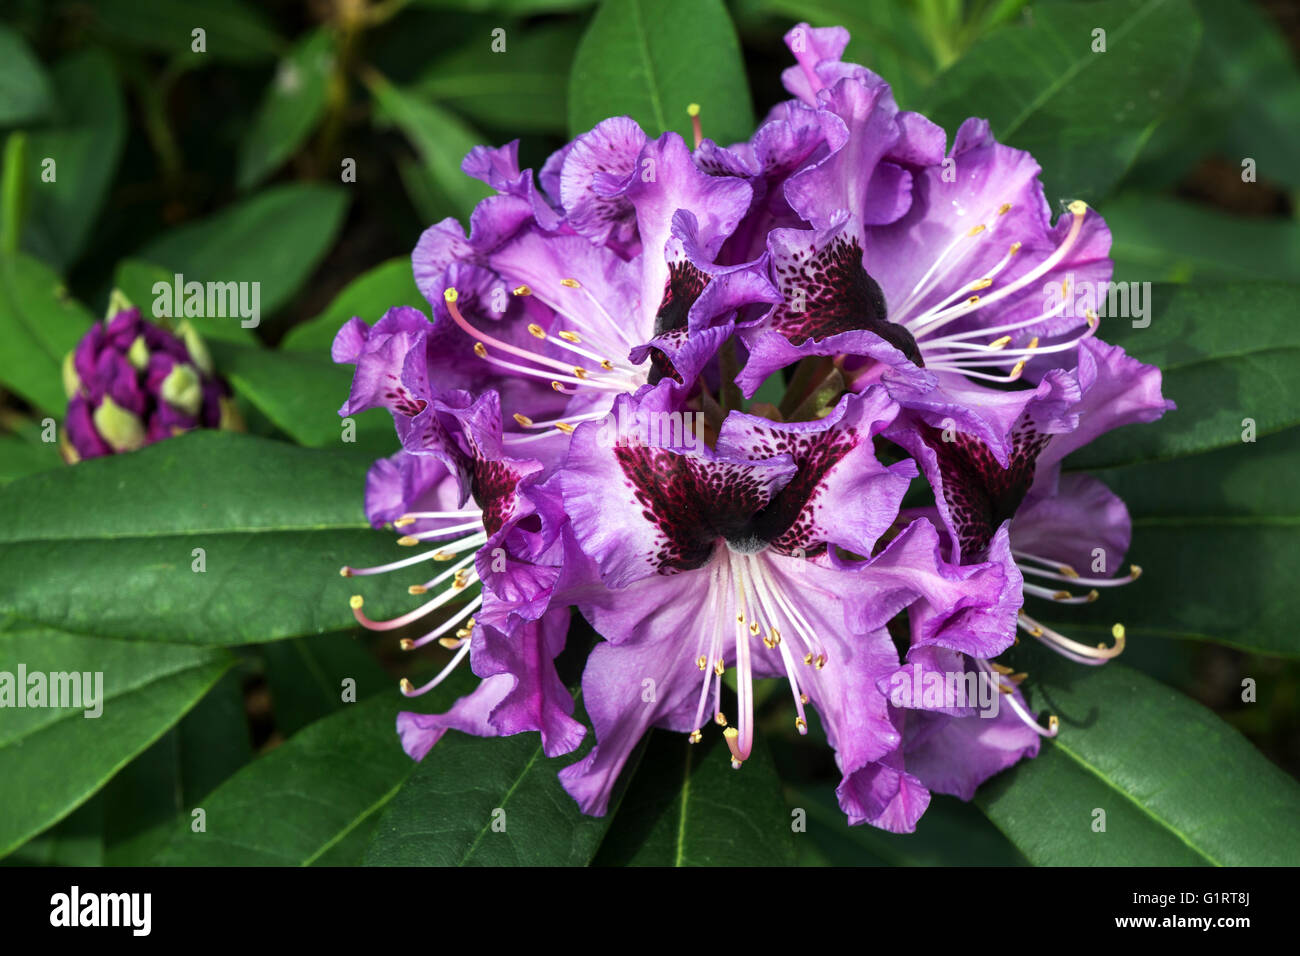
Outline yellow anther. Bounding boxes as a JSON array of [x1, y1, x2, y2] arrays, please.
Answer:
[[432, 551, 455, 561], [527, 323, 546, 339], [1059, 564, 1079, 579], [714, 711, 727, 726], [689, 729, 702, 743], [394, 516, 416, 528], [558, 331, 582, 343], [1009, 359, 1027, 379], [397, 535, 419, 547], [512, 285, 532, 296], [967, 295, 980, 305], [438, 637, 461, 650], [408, 585, 427, 595], [815, 654, 827, 670], [551, 381, 566, 392], [339, 567, 352, 577], [714, 660, 725, 677], [1027, 336, 1039, 350], [455, 627, 473, 639], [998, 202, 1012, 215], [988, 335, 1012, 349], [600, 359, 615, 371], [560, 278, 581, 288], [1130, 564, 1143, 580], [795, 717, 807, 731], [971, 278, 993, 291], [799, 693, 809, 704], [572, 367, 589, 379], [967, 224, 986, 236], [400, 678, 414, 694], [555, 422, 575, 434], [769, 628, 781, 646], [513, 413, 534, 427], [473, 342, 488, 358], [803, 653, 814, 666], [1009, 241, 1022, 254], [990, 662, 1014, 675], [749, 622, 760, 636], [1086, 589, 1100, 602], [1047, 715, 1060, 733], [696, 655, 708, 670], [399, 638, 414, 650]]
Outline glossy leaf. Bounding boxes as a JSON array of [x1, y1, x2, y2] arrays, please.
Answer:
[[592, 727, 797, 866], [0, 628, 235, 858], [0, 25, 53, 125], [155, 693, 416, 865], [22, 51, 127, 271], [136, 184, 349, 320], [0, 252, 95, 414], [568, 0, 755, 147], [236, 29, 334, 190], [281, 258, 424, 353], [976, 650, 1300, 865], [1066, 282, 1300, 468], [365, 688, 612, 866], [1052, 427, 1300, 657], [921, 0, 1201, 201], [208, 340, 397, 456], [0, 432, 421, 646]]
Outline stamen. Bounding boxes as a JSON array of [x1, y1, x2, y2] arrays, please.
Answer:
[[1017, 612, 1126, 665], [400, 638, 472, 697]]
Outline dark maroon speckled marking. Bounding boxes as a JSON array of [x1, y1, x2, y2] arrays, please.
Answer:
[[733, 422, 860, 554], [647, 260, 708, 385], [383, 372, 427, 417], [772, 234, 921, 365], [925, 418, 1051, 562], [614, 445, 777, 572], [471, 458, 525, 536]]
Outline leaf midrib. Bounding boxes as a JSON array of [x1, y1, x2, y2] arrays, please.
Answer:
[[998, 0, 1168, 141]]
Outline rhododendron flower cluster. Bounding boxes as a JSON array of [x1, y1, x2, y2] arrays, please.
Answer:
[[336, 23, 1172, 831]]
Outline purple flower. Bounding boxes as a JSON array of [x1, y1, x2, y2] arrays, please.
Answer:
[[553, 383, 1016, 826], [62, 305, 236, 462]]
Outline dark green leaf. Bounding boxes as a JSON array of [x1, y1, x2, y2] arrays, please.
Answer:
[[281, 257, 424, 353], [366, 71, 492, 223], [1105, 195, 1300, 285], [788, 785, 1026, 866], [413, 22, 582, 133], [568, 0, 755, 147], [1053, 427, 1300, 657], [976, 650, 1300, 865], [0, 432, 421, 646], [1067, 282, 1300, 468], [261, 631, 391, 737], [136, 184, 349, 320], [155, 693, 414, 865], [101, 669, 253, 865], [87, 0, 282, 64], [0, 628, 235, 858], [237, 29, 334, 191], [0, 25, 53, 125], [921, 0, 1201, 201], [22, 51, 126, 271], [0, 252, 95, 414], [365, 691, 614, 866], [208, 340, 397, 456], [593, 727, 797, 866]]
